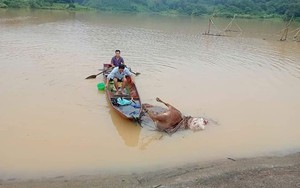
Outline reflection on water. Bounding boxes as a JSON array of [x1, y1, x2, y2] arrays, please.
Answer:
[[0, 9, 300, 178], [138, 132, 164, 151], [109, 109, 141, 147]]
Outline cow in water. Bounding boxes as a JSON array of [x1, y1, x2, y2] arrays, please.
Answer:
[[142, 97, 208, 134]]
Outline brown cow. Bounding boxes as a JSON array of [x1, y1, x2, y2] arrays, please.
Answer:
[[143, 97, 208, 134]]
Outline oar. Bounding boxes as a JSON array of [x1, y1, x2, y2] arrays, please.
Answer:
[[123, 65, 141, 76], [96, 66, 140, 76], [85, 69, 109, 79], [100, 68, 140, 76], [129, 70, 141, 76]]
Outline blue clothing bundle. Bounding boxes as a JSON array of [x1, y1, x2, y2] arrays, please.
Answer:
[[131, 103, 141, 108], [117, 97, 132, 106], [116, 97, 141, 108]]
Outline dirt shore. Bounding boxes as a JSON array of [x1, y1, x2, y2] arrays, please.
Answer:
[[1, 152, 300, 188]]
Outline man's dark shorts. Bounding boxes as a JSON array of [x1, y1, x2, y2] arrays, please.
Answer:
[[110, 77, 123, 82]]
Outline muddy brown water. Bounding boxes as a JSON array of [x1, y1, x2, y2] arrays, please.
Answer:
[[0, 9, 300, 178]]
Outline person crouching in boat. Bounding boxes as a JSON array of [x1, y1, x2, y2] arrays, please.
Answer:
[[105, 64, 134, 95]]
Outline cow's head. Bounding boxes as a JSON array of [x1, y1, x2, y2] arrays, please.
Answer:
[[188, 117, 208, 131]]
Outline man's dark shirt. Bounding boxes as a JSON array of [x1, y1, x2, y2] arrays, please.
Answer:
[[111, 56, 124, 67]]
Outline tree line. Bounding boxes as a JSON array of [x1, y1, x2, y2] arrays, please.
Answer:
[[1, 0, 299, 19], [0, 0, 76, 9]]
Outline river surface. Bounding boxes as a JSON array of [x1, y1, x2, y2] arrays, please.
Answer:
[[0, 9, 300, 178]]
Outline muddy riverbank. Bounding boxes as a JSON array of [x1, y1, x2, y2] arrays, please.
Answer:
[[1, 152, 300, 188]]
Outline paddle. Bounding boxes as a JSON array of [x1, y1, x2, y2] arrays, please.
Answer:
[[98, 67, 141, 76], [88, 65, 140, 79], [85, 68, 110, 79], [129, 70, 141, 76]]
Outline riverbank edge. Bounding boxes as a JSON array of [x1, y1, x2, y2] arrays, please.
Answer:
[[1, 152, 299, 188], [1, 6, 300, 22]]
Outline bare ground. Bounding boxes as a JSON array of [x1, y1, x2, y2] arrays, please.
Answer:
[[1, 152, 300, 188]]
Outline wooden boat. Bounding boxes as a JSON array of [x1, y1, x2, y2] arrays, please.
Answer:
[[103, 63, 142, 120]]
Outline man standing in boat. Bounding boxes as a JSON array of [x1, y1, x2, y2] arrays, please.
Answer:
[[105, 64, 133, 95], [111, 50, 125, 67]]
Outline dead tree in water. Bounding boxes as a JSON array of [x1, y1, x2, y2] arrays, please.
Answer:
[[203, 15, 242, 37], [202, 18, 224, 36], [280, 17, 293, 41], [223, 14, 243, 33], [291, 27, 300, 41], [206, 18, 212, 34]]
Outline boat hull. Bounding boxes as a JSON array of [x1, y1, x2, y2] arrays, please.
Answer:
[[103, 64, 142, 120]]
